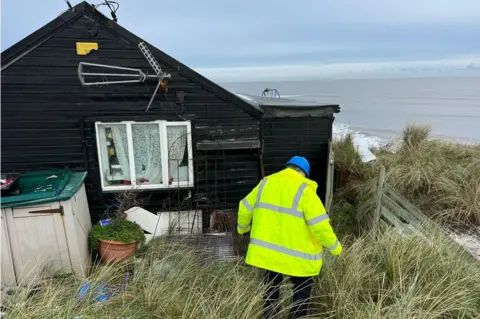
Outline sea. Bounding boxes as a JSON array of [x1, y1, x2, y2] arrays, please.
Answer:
[[221, 76, 480, 148]]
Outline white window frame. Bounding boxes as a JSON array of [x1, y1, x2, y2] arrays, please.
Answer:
[[95, 120, 194, 192]]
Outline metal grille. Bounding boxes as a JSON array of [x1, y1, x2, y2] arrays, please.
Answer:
[[157, 207, 247, 263], [162, 233, 237, 263]]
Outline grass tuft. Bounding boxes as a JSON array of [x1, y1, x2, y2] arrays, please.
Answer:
[[401, 123, 431, 151], [4, 229, 480, 318], [333, 133, 365, 175]]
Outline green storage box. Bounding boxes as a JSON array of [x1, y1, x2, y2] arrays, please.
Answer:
[[0, 169, 88, 208]]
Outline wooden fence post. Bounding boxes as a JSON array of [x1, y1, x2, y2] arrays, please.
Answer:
[[325, 142, 334, 212], [374, 166, 386, 230]]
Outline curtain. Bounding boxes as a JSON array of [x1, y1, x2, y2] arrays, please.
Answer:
[[110, 125, 130, 180], [132, 124, 163, 184], [96, 126, 111, 184], [167, 125, 187, 181]]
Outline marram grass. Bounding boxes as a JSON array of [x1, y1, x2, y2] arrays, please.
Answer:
[[4, 228, 480, 319], [333, 123, 480, 226]]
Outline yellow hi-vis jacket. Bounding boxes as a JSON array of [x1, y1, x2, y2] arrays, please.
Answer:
[[237, 167, 342, 277]]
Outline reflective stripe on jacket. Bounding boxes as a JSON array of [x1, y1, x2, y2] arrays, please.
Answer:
[[237, 167, 342, 277]]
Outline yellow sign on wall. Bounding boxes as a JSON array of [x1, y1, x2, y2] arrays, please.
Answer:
[[76, 42, 98, 55]]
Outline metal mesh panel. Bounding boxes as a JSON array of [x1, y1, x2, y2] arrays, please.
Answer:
[[159, 208, 249, 263], [162, 233, 237, 263]]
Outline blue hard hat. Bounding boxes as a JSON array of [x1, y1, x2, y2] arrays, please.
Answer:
[[286, 156, 310, 177]]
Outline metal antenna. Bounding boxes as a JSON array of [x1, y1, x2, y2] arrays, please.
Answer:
[[77, 62, 158, 86], [138, 42, 171, 112], [77, 42, 171, 112]]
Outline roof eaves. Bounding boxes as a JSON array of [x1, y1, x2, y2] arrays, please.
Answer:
[[234, 93, 263, 111], [266, 103, 341, 113], [233, 93, 340, 113]]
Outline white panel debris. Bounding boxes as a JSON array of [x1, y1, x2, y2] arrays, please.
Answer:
[[125, 207, 162, 236], [352, 135, 377, 162]]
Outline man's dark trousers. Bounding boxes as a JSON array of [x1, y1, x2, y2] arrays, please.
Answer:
[[263, 270, 315, 319]]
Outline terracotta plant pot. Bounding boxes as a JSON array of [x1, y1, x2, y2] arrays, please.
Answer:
[[99, 239, 138, 263]]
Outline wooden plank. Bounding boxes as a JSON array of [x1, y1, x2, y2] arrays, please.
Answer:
[[196, 140, 260, 151], [382, 195, 422, 228], [379, 219, 389, 232], [195, 125, 259, 138], [374, 166, 386, 230], [1, 128, 80, 139], [380, 206, 409, 233], [325, 142, 334, 212], [379, 184, 478, 260], [382, 185, 451, 239], [383, 184, 430, 223]]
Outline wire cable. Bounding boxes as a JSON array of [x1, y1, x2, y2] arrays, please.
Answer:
[[104, 0, 118, 21], [65, 0, 73, 10], [93, 1, 120, 21]]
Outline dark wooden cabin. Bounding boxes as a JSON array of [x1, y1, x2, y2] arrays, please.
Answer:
[[234, 94, 340, 204], [1, 1, 339, 226]]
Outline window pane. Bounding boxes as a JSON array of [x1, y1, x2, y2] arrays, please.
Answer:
[[97, 124, 131, 186], [132, 124, 163, 185], [167, 125, 189, 183]]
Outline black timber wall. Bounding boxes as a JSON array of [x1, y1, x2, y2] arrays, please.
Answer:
[[262, 116, 333, 203], [1, 15, 260, 222]]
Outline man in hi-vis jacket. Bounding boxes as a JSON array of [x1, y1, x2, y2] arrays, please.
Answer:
[[237, 156, 342, 319]]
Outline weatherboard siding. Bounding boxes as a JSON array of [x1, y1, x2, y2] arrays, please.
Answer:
[[262, 116, 333, 203], [1, 15, 259, 222]]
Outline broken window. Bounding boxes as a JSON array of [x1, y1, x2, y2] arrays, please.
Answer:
[[167, 124, 189, 183]]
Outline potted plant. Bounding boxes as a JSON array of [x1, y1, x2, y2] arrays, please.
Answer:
[[89, 191, 147, 263], [90, 219, 146, 263]]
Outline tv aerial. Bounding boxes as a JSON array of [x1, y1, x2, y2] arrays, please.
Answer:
[[77, 42, 172, 112]]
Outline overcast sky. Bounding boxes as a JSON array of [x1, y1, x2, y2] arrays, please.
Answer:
[[2, 0, 480, 81]]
